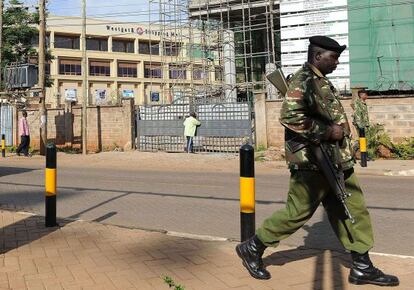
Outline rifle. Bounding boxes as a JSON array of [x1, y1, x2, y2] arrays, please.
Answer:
[[268, 68, 355, 223]]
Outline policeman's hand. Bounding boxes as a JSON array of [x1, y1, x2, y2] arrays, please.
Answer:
[[330, 124, 344, 141]]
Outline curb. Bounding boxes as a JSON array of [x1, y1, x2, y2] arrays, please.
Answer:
[[384, 169, 414, 177], [355, 168, 414, 177]]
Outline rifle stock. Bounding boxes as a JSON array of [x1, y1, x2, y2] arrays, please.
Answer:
[[266, 68, 288, 96]]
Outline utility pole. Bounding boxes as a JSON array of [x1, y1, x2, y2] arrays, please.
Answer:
[[81, 0, 87, 155], [0, 0, 3, 91], [39, 0, 47, 155]]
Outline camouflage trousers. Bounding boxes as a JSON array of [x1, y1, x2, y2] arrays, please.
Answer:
[[256, 168, 374, 254]]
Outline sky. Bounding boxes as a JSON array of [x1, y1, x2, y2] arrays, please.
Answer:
[[17, 0, 162, 23]]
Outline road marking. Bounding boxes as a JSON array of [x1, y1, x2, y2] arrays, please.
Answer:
[[167, 231, 229, 241], [16, 211, 36, 216], [384, 169, 414, 177], [370, 251, 414, 259]]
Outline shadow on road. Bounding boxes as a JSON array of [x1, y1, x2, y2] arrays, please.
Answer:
[[1, 180, 413, 213], [0, 167, 38, 178], [263, 214, 351, 290]]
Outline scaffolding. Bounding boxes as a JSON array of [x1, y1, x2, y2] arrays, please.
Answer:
[[144, 0, 280, 105]]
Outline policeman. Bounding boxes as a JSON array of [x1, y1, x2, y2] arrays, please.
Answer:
[[236, 35, 399, 287], [352, 89, 370, 135]]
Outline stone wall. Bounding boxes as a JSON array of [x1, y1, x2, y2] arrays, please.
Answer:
[[15, 99, 135, 152], [255, 95, 414, 148]]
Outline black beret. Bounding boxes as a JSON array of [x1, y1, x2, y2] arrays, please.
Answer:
[[309, 35, 346, 54]]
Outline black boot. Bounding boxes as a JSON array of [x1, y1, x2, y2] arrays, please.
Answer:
[[235, 235, 271, 280], [349, 251, 399, 286]]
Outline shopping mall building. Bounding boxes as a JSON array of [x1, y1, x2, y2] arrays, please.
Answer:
[[39, 15, 221, 108]]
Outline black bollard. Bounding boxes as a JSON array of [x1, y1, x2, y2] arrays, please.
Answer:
[[45, 143, 57, 227], [1, 134, 5, 158], [240, 144, 255, 242], [359, 128, 367, 167]]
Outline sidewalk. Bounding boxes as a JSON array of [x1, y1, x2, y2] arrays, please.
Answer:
[[0, 210, 413, 290], [353, 160, 414, 177]]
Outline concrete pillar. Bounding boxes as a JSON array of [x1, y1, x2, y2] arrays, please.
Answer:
[[223, 30, 237, 102], [108, 36, 113, 52], [111, 59, 117, 78], [254, 92, 268, 149], [50, 31, 55, 49], [137, 82, 144, 105], [134, 38, 139, 54], [265, 63, 278, 100], [121, 98, 135, 151], [138, 61, 144, 79]]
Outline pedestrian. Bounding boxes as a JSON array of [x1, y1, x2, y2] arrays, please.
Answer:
[[183, 112, 201, 153], [16, 110, 31, 157], [236, 35, 399, 286], [352, 88, 370, 137]]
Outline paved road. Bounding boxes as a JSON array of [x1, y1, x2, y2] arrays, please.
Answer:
[[0, 155, 413, 256]]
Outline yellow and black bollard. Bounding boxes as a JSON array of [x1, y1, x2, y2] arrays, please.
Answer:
[[1, 134, 5, 158], [240, 144, 255, 242], [359, 128, 367, 167], [45, 143, 57, 227]]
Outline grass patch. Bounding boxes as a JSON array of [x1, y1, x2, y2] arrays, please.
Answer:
[[162, 275, 185, 290]]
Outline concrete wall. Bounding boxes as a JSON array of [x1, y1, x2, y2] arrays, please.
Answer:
[[255, 95, 414, 148], [16, 99, 135, 152]]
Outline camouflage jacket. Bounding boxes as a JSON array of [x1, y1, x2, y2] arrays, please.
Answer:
[[352, 97, 370, 129], [280, 63, 355, 171]]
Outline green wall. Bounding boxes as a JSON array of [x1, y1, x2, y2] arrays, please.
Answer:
[[348, 0, 414, 91]]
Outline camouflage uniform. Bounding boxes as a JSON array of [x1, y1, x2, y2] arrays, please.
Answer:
[[256, 63, 374, 254], [352, 97, 370, 132]]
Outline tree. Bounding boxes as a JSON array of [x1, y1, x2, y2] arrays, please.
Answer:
[[2, 0, 39, 66], [2, 0, 53, 88]]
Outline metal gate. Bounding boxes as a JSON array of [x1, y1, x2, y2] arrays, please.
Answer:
[[0, 104, 13, 146], [136, 99, 253, 153]]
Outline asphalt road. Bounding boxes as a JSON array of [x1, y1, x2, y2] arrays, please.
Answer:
[[0, 156, 413, 256]]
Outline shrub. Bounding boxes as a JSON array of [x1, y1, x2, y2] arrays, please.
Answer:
[[365, 123, 392, 159], [392, 138, 414, 160], [364, 123, 413, 160]]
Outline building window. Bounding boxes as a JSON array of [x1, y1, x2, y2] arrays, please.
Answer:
[[169, 65, 186, 79], [215, 67, 223, 81], [139, 41, 159, 55], [193, 66, 205, 80], [55, 34, 80, 49], [113, 39, 134, 53], [86, 37, 108, 51], [31, 34, 50, 48], [89, 61, 110, 76], [144, 62, 162, 78], [59, 59, 82, 75], [118, 62, 137, 78], [28, 57, 51, 75], [164, 42, 181, 56]]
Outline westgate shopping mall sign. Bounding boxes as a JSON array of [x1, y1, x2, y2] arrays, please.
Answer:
[[106, 25, 179, 37]]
